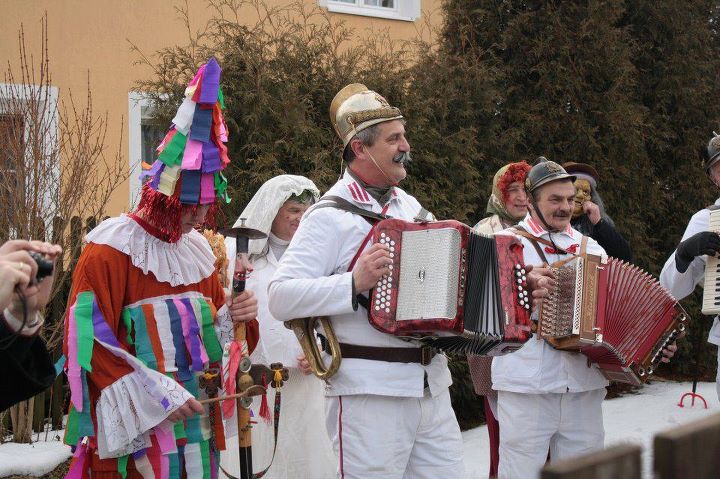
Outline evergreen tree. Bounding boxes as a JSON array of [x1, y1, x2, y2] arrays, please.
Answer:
[[622, 0, 720, 376]]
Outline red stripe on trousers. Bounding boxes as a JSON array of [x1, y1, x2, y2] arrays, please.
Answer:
[[339, 396, 345, 479]]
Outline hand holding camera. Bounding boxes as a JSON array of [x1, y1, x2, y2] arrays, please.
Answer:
[[0, 240, 61, 320]]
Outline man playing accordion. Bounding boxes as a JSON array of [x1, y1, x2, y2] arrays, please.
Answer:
[[660, 132, 720, 402], [267, 84, 465, 478], [491, 160, 610, 478]]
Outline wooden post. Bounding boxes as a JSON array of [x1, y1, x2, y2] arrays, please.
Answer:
[[541, 444, 642, 479], [654, 412, 720, 479]]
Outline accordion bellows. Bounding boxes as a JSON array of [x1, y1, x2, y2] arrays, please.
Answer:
[[367, 219, 533, 355], [539, 254, 688, 385]]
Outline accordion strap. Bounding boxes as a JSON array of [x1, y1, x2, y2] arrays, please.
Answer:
[[512, 226, 588, 263], [310, 195, 389, 224]]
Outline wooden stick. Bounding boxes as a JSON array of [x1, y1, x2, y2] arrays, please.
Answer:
[[198, 385, 266, 405]]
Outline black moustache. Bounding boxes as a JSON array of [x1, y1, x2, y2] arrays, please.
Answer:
[[392, 152, 412, 165]]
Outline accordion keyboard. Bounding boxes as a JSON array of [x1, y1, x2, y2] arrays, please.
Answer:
[[702, 209, 720, 315]]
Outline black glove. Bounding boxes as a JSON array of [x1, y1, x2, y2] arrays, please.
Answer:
[[675, 231, 720, 273]]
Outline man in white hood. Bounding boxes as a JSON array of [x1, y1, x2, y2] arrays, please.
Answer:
[[220, 174, 336, 478]]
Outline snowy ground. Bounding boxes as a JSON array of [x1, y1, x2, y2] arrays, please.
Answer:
[[462, 380, 720, 479], [1, 380, 717, 478]]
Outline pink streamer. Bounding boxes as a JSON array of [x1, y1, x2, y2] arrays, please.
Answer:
[[222, 341, 241, 418], [188, 64, 206, 88], [181, 139, 203, 170], [64, 442, 88, 479], [199, 174, 215, 204]]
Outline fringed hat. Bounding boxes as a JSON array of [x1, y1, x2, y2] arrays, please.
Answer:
[[136, 57, 231, 241], [329, 83, 403, 148]]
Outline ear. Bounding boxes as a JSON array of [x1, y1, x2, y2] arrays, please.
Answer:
[[349, 138, 365, 160]]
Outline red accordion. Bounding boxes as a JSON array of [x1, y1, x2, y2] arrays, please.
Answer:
[[538, 254, 688, 385], [367, 219, 533, 355]]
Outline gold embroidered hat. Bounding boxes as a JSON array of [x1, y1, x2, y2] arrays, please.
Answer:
[[329, 83, 403, 148]]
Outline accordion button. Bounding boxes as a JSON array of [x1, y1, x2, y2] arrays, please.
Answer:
[[522, 276, 527, 281], [390, 253, 394, 258], [517, 279, 522, 284], [389, 265, 393, 270], [521, 269, 526, 274], [515, 264, 521, 269], [375, 306, 380, 311], [391, 241, 395, 246], [385, 308, 390, 313]]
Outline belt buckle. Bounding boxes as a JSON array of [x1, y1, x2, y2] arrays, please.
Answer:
[[420, 345, 433, 366]]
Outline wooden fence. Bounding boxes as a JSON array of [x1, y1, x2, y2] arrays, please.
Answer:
[[540, 412, 720, 479]]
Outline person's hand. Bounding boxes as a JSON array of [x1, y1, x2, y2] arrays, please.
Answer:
[[0, 259, 33, 311], [660, 342, 678, 363], [227, 289, 258, 323], [677, 232, 720, 260], [167, 397, 203, 423], [352, 243, 392, 292], [582, 201, 602, 225], [525, 265, 557, 310], [1, 241, 62, 315], [297, 354, 312, 375], [0, 239, 62, 259], [675, 232, 720, 273]]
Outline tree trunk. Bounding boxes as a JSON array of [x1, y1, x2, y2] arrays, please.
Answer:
[[10, 398, 35, 443]]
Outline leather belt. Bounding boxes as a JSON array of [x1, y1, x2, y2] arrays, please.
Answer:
[[319, 335, 435, 366]]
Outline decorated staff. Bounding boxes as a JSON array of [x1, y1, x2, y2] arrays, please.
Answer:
[[61, 58, 260, 478], [218, 221, 290, 479]]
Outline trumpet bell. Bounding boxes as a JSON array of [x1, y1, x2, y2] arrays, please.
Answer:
[[286, 317, 342, 380]]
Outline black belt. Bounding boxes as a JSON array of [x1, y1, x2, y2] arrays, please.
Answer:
[[319, 335, 435, 366]]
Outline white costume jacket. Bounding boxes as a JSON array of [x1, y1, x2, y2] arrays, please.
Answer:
[[268, 171, 452, 398], [492, 216, 609, 394]]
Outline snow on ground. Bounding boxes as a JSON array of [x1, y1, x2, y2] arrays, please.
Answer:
[[462, 380, 720, 478], [0, 429, 71, 477], [0, 381, 717, 478]]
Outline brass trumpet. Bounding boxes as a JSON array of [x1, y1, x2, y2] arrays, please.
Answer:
[[287, 317, 341, 380]]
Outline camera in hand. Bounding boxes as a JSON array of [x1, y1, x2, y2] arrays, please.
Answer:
[[28, 251, 54, 282]]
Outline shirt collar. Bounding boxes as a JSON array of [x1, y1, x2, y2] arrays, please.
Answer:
[[522, 215, 574, 239], [341, 169, 400, 206]]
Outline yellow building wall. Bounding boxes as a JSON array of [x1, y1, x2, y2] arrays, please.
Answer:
[[0, 0, 443, 216]]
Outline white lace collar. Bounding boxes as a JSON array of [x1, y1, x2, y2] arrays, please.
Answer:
[[84, 215, 216, 286]]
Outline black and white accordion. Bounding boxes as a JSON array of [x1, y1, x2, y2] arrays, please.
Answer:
[[538, 254, 688, 385], [367, 219, 533, 355], [702, 208, 720, 314]]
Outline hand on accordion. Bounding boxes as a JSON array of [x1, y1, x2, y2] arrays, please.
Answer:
[[661, 342, 679, 364], [353, 243, 393, 291], [525, 265, 557, 310]]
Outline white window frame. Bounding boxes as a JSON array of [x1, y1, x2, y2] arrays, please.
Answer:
[[319, 0, 421, 22], [0, 82, 59, 238], [128, 92, 167, 210]]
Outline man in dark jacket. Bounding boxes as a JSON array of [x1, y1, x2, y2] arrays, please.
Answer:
[[563, 162, 633, 262]]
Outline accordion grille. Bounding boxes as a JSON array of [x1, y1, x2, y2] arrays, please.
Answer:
[[396, 228, 462, 321]]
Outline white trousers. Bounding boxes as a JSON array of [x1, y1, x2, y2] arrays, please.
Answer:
[[324, 389, 464, 479], [497, 389, 606, 479]]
